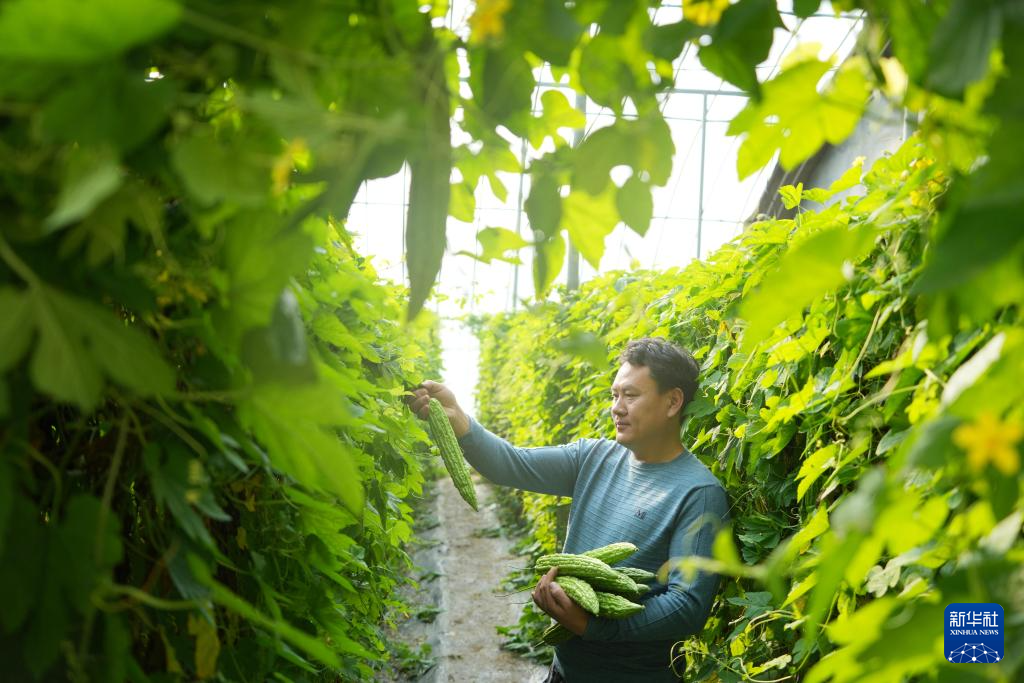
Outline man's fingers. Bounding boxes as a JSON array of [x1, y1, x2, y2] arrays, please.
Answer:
[[549, 581, 573, 611]]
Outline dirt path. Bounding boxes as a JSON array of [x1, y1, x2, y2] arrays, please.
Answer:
[[386, 474, 548, 682], [429, 474, 549, 682]]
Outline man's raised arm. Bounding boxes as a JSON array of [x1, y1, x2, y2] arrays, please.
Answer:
[[408, 380, 582, 497]]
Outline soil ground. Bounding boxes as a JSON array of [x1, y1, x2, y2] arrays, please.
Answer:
[[382, 474, 549, 682]]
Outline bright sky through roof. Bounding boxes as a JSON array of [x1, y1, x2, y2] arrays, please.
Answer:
[[346, 1, 864, 413]]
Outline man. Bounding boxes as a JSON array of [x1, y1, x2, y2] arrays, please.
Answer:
[[409, 337, 729, 682]]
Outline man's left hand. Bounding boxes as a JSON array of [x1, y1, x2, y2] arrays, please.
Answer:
[[532, 567, 590, 636]]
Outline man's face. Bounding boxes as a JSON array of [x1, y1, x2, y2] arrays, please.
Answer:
[[610, 362, 680, 448]]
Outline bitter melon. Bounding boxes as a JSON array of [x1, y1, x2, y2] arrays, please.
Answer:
[[617, 567, 657, 584], [554, 575, 599, 615], [596, 591, 644, 618], [541, 622, 575, 645], [534, 554, 640, 594], [582, 541, 638, 565], [426, 398, 478, 511]]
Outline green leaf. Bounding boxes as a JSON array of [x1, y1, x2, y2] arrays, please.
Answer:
[[218, 213, 313, 343], [29, 288, 103, 410], [25, 284, 174, 410], [562, 188, 619, 269], [241, 289, 317, 385], [41, 65, 175, 152], [0, 287, 33, 372], [796, 444, 837, 502], [730, 51, 870, 179], [239, 383, 365, 515], [188, 554, 340, 668], [941, 332, 1004, 407], [525, 174, 562, 238], [912, 182, 1024, 293], [528, 90, 586, 149], [46, 147, 123, 231], [697, 0, 780, 95], [468, 45, 534, 136], [0, 460, 11, 558], [578, 27, 657, 113], [0, 0, 181, 63], [58, 496, 124, 614], [50, 287, 175, 398], [616, 176, 654, 236], [925, 0, 1002, 98], [802, 156, 864, 204], [533, 232, 566, 298], [58, 180, 163, 267], [188, 613, 221, 679], [804, 532, 862, 641], [574, 115, 675, 193], [449, 182, 475, 223], [552, 329, 608, 368], [739, 224, 876, 351], [171, 127, 270, 207], [644, 20, 706, 62], [508, 0, 582, 67], [466, 227, 529, 264], [793, 0, 820, 18], [779, 183, 803, 210], [144, 444, 216, 547]]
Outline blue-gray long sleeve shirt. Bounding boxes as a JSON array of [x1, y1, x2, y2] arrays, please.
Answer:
[[457, 419, 729, 682]]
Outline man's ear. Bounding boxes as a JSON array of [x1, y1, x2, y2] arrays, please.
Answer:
[[667, 388, 684, 418]]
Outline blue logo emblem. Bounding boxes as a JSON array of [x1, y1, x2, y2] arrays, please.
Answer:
[[945, 603, 1003, 664]]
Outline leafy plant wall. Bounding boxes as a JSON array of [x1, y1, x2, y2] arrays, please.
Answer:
[[476, 139, 1023, 682]]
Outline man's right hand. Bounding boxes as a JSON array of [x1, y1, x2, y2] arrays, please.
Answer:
[[407, 380, 471, 438]]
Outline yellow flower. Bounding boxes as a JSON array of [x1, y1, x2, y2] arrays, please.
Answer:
[[272, 138, 309, 196], [684, 0, 731, 27], [953, 412, 1023, 475], [469, 0, 511, 45]]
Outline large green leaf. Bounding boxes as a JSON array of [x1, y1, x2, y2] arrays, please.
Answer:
[[578, 25, 654, 112], [188, 554, 341, 668], [729, 50, 870, 179], [508, 0, 582, 67], [0, 287, 33, 372], [468, 45, 534, 136], [533, 232, 566, 298], [241, 288, 317, 385], [562, 187, 619, 269], [218, 213, 313, 342], [616, 175, 653, 236], [739, 224, 876, 351], [528, 90, 586, 149], [27, 285, 174, 410], [574, 115, 675, 194], [239, 384, 365, 515], [525, 173, 562, 238], [924, 0, 1002, 98], [45, 147, 123, 232], [52, 287, 175, 397], [171, 127, 270, 207], [697, 0, 781, 95], [41, 65, 175, 152], [0, 461, 11, 558], [0, 0, 181, 63], [459, 227, 529, 264]]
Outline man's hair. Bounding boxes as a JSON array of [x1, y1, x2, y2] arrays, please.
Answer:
[[618, 337, 700, 413]]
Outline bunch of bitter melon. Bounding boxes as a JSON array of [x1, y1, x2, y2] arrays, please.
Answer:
[[535, 542, 658, 645]]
